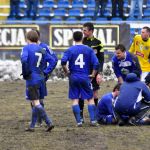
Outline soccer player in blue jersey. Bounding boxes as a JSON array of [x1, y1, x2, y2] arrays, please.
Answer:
[[79, 22, 104, 123], [32, 30, 58, 126], [21, 30, 56, 132], [112, 44, 141, 84], [96, 83, 121, 125], [61, 31, 100, 127], [114, 73, 150, 126]]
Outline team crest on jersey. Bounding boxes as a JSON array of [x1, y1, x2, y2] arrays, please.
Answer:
[[119, 61, 132, 67], [139, 44, 143, 51]]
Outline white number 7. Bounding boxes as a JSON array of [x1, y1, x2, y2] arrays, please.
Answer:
[[35, 52, 42, 67], [75, 54, 85, 68]]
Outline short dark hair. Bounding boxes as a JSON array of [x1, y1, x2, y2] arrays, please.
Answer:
[[142, 26, 150, 33], [83, 22, 94, 31], [73, 31, 83, 42], [115, 44, 126, 52], [26, 30, 39, 42], [113, 83, 121, 92]]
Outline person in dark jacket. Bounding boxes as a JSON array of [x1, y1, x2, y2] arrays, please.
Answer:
[[8, 0, 20, 19], [94, 0, 108, 20], [111, 0, 124, 19], [26, 0, 39, 20]]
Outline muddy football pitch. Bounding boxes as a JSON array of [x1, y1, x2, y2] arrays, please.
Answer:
[[0, 80, 149, 150]]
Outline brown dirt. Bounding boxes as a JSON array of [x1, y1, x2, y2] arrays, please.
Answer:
[[0, 80, 149, 150]]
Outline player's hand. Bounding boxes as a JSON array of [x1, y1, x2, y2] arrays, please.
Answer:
[[96, 73, 103, 85], [21, 73, 31, 80], [65, 70, 70, 77], [44, 73, 49, 81]]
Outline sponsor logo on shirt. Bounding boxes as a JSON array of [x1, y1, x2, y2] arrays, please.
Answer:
[[136, 51, 144, 57]]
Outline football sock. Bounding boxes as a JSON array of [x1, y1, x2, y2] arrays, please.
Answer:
[[88, 104, 96, 122], [79, 98, 84, 118], [72, 104, 81, 123], [36, 104, 52, 126], [37, 100, 44, 124], [30, 106, 38, 128], [94, 98, 98, 106]]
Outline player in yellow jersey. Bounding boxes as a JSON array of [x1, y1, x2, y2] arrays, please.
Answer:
[[129, 26, 150, 81]]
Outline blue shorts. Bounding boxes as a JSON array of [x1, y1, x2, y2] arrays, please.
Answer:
[[69, 74, 93, 100], [26, 80, 47, 100]]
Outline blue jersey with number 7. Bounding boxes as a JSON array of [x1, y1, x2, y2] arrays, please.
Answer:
[[61, 44, 99, 76], [21, 43, 56, 82]]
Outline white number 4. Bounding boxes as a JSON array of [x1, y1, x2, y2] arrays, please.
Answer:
[[35, 52, 42, 67], [75, 54, 85, 68]]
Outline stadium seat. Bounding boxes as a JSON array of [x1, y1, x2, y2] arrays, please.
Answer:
[[53, 9, 68, 17], [57, 0, 72, 8], [106, 0, 112, 8], [124, 0, 129, 7], [83, 9, 94, 17], [19, 1, 27, 8], [68, 8, 83, 17], [66, 17, 78, 24], [21, 17, 33, 21], [72, 0, 87, 8], [146, 0, 150, 8], [104, 10, 112, 17], [50, 16, 63, 23], [43, 0, 57, 8], [111, 17, 123, 21], [38, 8, 51, 17], [87, 0, 95, 8], [126, 17, 137, 21], [144, 9, 150, 17], [95, 17, 108, 21], [80, 17, 92, 22]]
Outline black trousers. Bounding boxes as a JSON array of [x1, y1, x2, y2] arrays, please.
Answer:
[[111, 0, 124, 17]]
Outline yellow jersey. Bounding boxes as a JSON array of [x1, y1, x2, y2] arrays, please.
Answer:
[[129, 35, 150, 72]]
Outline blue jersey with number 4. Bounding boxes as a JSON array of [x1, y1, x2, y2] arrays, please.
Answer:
[[61, 44, 99, 76]]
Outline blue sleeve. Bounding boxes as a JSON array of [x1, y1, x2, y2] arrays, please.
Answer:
[[142, 84, 150, 103], [43, 52, 57, 75], [44, 44, 58, 63], [91, 50, 100, 70], [112, 57, 121, 78], [61, 49, 70, 65], [21, 47, 28, 63], [20, 47, 31, 79]]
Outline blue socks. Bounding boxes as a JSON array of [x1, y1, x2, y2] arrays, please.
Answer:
[[36, 104, 52, 125], [30, 107, 38, 128], [72, 105, 81, 124], [30, 104, 52, 128], [88, 104, 96, 122]]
